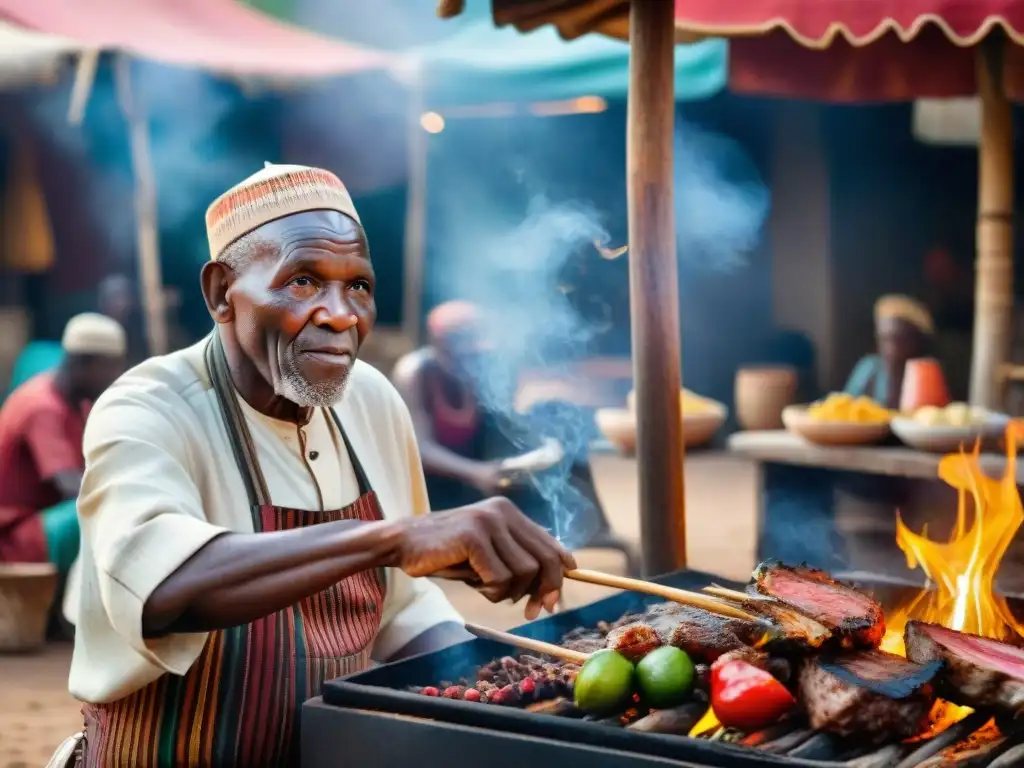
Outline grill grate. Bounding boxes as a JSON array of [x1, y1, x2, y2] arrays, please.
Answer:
[[707, 710, 1024, 767]]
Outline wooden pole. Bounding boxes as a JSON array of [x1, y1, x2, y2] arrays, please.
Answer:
[[969, 38, 1014, 409], [114, 55, 167, 356], [627, 0, 685, 576], [67, 50, 99, 126], [402, 67, 428, 346]]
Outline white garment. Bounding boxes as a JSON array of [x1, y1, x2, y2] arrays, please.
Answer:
[[66, 339, 461, 704]]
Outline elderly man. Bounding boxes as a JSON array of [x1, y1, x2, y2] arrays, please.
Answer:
[[52, 164, 573, 768], [0, 313, 126, 573]]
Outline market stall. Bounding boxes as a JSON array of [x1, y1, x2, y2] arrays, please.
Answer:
[[290, 6, 1024, 765], [431, 0, 1024, 577], [0, 0, 390, 356]]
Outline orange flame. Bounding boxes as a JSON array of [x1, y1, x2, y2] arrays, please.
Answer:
[[880, 425, 1024, 733]]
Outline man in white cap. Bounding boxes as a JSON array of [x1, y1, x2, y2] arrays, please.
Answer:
[[0, 313, 126, 574], [54, 164, 573, 768]]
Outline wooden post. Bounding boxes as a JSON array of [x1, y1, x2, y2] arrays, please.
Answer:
[[402, 68, 428, 346], [114, 55, 168, 356], [627, 0, 686, 576], [969, 38, 1014, 409]]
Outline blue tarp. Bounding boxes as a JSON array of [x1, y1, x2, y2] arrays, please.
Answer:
[[412, 20, 727, 107]]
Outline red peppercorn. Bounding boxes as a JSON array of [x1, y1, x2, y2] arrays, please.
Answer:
[[463, 688, 482, 702], [420, 686, 440, 697], [519, 677, 536, 695], [442, 686, 462, 699]]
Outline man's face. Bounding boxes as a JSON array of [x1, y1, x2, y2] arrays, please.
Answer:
[[212, 210, 376, 408], [877, 316, 921, 368], [74, 354, 127, 402]]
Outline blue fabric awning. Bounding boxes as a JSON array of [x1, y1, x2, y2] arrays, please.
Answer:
[[412, 19, 727, 108]]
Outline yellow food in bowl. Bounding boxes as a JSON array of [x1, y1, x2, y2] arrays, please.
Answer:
[[912, 402, 987, 428], [806, 393, 891, 424]]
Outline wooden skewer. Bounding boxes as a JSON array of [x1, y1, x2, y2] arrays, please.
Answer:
[[565, 569, 761, 623], [702, 584, 774, 603], [463, 622, 591, 664]]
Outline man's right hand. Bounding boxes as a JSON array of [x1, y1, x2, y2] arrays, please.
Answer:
[[392, 497, 576, 620]]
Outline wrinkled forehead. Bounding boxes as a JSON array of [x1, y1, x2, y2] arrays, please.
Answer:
[[244, 210, 369, 266]]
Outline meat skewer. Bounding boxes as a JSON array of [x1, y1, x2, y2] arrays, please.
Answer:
[[702, 584, 834, 650], [750, 563, 886, 648], [464, 622, 591, 664], [565, 569, 766, 624]]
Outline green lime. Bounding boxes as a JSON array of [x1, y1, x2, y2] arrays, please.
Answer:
[[636, 646, 695, 708], [573, 649, 636, 713]]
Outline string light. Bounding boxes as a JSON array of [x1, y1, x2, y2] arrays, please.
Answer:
[[420, 112, 445, 134]]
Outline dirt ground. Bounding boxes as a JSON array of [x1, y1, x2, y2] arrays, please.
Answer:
[[0, 453, 759, 767]]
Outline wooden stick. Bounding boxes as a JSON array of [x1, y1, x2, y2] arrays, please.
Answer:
[[565, 569, 759, 623], [463, 623, 590, 664], [702, 585, 774, 603]]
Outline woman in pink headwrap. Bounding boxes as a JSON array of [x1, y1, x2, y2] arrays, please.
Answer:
[[393, 301, 638, 574]]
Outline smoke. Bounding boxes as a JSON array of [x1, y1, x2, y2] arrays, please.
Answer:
[[430, 112, 770, 548], [20, 58, 274, 272], [674, 120, 770, 272], [440, 193, 609, 548]]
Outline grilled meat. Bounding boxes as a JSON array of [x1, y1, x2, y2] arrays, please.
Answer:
[[606, 623, 662, 662], [742, 599, 833, 651], [752, 562, 885, 648], [665, 606, 764, 661], [905, 620, 1024, 712], [569, 602, 761, 662], [797, 650, 940, 742]]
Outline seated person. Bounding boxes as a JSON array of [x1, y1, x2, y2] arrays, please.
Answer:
[[845, 294, 934, 409], [0, 313, 126, 574], [393, 301, 639, 575]]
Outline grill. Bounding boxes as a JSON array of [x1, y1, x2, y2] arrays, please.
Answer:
[[302, 569, 1024, 768]]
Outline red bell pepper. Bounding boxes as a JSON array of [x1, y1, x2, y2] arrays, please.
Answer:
[[709, 659, 795, 732]]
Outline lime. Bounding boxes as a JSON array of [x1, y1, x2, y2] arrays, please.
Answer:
[[636, 646, 695, 708], [573, 649, 636, 713]]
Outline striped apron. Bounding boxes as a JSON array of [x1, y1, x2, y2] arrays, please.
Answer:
[[71, 335, 385, 767]]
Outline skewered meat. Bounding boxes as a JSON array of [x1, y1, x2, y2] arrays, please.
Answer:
[[797, 650, 941, 742], [739, 599, 833, 651], [752, 562, 885, 648], [905, 620, 1024, 712], [606, 623, 662, 662], [664, 606, 763, 661]]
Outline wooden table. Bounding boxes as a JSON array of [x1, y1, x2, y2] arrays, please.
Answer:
[[727, 430, 1024, 588]]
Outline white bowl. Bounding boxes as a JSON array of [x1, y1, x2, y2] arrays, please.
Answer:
[[782, 405, 890, 447], [891, 413, 1007, 454]]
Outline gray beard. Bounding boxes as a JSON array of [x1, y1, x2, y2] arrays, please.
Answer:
[[277, 354, 351, 408]]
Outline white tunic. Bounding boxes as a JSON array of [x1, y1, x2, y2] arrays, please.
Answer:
[[66, 339, 462, 703]]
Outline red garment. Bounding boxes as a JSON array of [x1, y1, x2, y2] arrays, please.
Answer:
[[0, 372, 86, 562]]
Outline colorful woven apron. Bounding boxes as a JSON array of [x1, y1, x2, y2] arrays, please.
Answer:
[[77, 334, 385, 767]]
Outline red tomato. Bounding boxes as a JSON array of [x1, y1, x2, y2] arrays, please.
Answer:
[[710, 659, 795, 732]]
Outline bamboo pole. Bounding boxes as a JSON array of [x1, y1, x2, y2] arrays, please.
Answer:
[[969, 38, 1014, 409], [114, 56, 167, 357], [627, 1, 685, 576], [402, 66, 427, 346]]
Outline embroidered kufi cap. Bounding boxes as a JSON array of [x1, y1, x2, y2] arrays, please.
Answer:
[[62, 313, 127, 357], [205, 163, 360, 261]]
